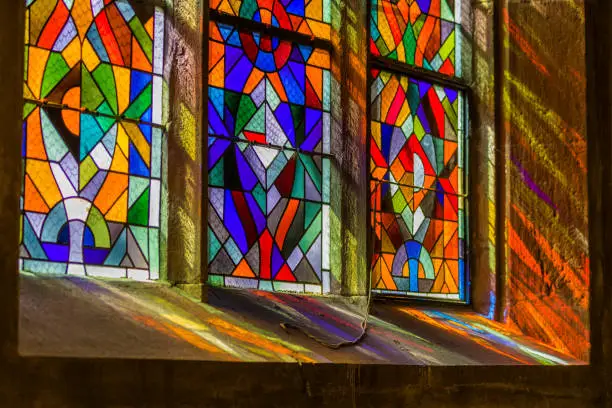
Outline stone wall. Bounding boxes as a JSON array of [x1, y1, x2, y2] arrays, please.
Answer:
[[469, 1, 497, 317], [165, 0, 207, 299], [504, 0, 589, 360]]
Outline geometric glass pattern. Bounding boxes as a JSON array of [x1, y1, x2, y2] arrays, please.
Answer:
[[21, 0, 165, 279], [369, 69, 466, 300], [207, 20, 331, 293], [210, 0, 331, 40], [370, 0, 461, 76], [208, 22, 331, 154]]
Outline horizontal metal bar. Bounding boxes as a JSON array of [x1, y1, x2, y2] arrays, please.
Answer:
[[23, 98, 167, 130], [208, 134, 335, 159], [206, 185, 331, 205], [370, 56, 470, 91], [370, 176, 468, 197], [209, 10, 333, 52]]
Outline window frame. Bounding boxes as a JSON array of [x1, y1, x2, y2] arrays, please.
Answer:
[[366, 0, 472, 303], [204, 5, 334, 293]]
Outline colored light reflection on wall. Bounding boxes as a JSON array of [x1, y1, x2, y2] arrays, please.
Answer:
[[503, 3, 589, 360]]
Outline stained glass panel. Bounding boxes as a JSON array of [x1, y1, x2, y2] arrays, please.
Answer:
[[21, 0, 164, 279], [370, 0, 461, 76], [208, 21, 331, 153], [207, 21, 331, 293], [369, 69, 466, 300], [207, 139, 330, 292], [210, 0, 331, 40]]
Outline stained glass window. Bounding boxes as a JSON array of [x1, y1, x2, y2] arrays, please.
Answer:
[[370, 0, 462, 76], [369, 69, 466, 300], [368, 0, 467, 300], [207, 8, 331, 293], [21, 0, 165, 279]]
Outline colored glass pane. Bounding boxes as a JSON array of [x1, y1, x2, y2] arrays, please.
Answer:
[[207, 139, 330, 292], [211, 0, 331, 40], [207, 21, 331, 293], [370, 0, 460, 76], [369, 69, 466, 299], [208, 21, 331, 153], [21, 0, 164, 279]]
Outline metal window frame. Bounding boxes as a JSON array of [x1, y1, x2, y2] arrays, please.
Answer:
[[366, 5, 471, 304]]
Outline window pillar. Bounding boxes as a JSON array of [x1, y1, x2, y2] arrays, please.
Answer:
[[470, 0, 498, 316], [166, 0, 207, 300], [329, 0, 370, 296]]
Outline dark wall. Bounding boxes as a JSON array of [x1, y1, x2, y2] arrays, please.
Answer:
[[0, 361, 600, 407]]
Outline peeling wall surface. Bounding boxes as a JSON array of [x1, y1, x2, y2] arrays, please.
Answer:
[[504, 0, 589, 361]]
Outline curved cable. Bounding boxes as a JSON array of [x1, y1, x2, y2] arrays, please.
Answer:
[[279, 182, 379, 349]]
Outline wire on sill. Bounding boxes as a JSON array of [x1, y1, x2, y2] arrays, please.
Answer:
[[279, 287, 372, 349], [279, 186, 379, 350]]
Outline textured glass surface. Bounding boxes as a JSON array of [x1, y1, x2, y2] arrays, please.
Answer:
[[21, 0, 164, 279], [207, 21, 331, 293], [370, 0, 461, 76], [211, 0, 331, 40], [369, 69, 465, 299], [208, 22, 331, 153]]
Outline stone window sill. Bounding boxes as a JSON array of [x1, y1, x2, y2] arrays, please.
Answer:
[[19, 272, 582, 365]]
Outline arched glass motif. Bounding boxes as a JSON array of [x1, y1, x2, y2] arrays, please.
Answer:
[[369, 0, 468, 300], [22, 0, 165, 279]]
